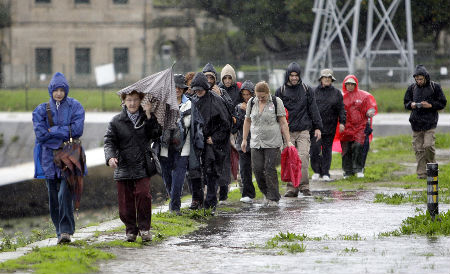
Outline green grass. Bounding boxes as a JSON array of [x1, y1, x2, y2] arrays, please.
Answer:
[[0, 89, 122, 112], [2, 87, 448, 112], [370, 87, 449, 113], [380, 209, 450, 236], [0, 245, 115, 274]]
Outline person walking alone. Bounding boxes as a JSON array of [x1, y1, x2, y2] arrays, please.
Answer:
[[404, 65, 447, 179]]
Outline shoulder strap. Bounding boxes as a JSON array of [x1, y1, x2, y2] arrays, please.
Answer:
[[271, 95, 280, 122], [281, 84, 285, 96], [249, 97, 255, 112], [46, 103, 54, 127], [302, 82, 309, 94], [430, 81, 435, 92]]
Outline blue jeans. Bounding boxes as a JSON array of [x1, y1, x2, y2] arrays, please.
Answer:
[[46, 178, 75, 237], [160, 150, 188, 211]]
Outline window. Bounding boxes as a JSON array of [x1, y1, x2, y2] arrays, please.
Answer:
[[75, 0, 89, 4], [114, 48, 129, 74], [35, 48, 52, 74], [75, 48, 91, 74], [113, 0, 128, 4], [35, 0, 51, 3]]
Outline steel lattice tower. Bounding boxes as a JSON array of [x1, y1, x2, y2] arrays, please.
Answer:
[[303, 0, 415, 85]]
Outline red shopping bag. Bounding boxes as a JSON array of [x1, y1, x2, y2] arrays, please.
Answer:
[[281, 146, 302, 188]]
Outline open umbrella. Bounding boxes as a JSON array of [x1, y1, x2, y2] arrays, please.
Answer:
[[361, 117, 372, 170], [116, 65, 179, 129]]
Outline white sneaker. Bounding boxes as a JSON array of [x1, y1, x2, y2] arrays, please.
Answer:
[[311, 173, 320, 181], [266, 200, 279, 207], [322, 175, 331, 182], [356, 172, 364, 178], [240, 196, 253, 204]]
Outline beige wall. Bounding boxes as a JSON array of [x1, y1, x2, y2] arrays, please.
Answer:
[[2, 0, 197, 88]]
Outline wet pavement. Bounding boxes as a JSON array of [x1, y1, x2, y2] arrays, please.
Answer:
[[99, 190, 450, 274]]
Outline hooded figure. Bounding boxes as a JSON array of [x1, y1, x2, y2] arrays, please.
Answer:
[[232, 80, 256, 202], [404, 65, 447, 179], [405, 65, 447, 132], [32, 72, 85, 244], [190, 72, 231, 209], [340, 74, 377, 178], [219, 64, 241, 107], [340, 75, 377, 145], [275, 62, 322, 197]]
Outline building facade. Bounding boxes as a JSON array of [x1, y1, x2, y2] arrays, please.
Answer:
[[1, 0, 197, 88]]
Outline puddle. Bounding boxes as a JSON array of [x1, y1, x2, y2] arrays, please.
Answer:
[[98, 191, 450, 274]]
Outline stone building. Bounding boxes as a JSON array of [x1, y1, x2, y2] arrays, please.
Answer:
[[0, 0, 198, 88]]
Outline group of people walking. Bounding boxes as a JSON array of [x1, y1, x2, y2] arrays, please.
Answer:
[[33, 63, 446, 244]]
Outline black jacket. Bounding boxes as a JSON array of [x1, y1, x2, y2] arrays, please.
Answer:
[[104, 107, 162, 180], [404, 65, 447, 131], [312, 84, 346, 135], [219, 82, 241, 107], [275, 62, 323, 132]]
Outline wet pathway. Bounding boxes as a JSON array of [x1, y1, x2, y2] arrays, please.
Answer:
[[99, 190, 450, 274]]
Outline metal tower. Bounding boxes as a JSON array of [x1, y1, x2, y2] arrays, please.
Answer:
[[303, 0, 415, 85]]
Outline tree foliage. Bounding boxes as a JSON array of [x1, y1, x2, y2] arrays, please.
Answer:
[[192, 0, 450, 54]]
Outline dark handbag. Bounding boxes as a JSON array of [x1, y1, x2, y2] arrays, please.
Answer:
[[146, 142, 161, 177]]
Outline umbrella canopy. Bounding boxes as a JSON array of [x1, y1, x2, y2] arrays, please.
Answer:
[[116, 66, 179, 129]]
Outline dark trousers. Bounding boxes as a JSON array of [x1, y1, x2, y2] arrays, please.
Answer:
[[189, 169, 204, 203], [117, 177, 152, 235], [218, 143, 231, 201], [46, 178, 75, 237], [239, 150, 255, 199], [251, 147, 281, 202], [204, 173, 218, 209], [310, 133, 334, 177], [160, 150, 188, 211], [341, 141, 363, 175]]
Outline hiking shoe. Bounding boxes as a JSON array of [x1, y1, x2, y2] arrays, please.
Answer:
[[356, 172, 364, 178], [311, 173, 320, 181], [58, 233, 71, 244], [284, 190, 298, 197], [322, 175, 332, 182], [240, 196, 253, 204], [189, 200, 202, 210], [417, 175, 427, 180], [126, 233, 137, 242], [301, 189, 312, 196], [140, 230, 152, 242]]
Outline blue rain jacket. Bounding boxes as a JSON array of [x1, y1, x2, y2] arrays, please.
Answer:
[[33, 72, 85, 179]]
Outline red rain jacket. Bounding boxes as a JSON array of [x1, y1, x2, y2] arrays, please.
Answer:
[[338, 75, 377, 145], [281, 146, 302, 188]]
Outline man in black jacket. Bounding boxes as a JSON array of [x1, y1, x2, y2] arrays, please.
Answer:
[[404, 65, 447, 179], [310, 69, 346, 182], [276, 62, 323, 197]]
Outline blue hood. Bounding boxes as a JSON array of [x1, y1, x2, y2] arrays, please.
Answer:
[[48, 72, 69, 101]]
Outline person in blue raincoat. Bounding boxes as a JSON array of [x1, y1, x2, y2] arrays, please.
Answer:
[[33, 72, 85, 244]]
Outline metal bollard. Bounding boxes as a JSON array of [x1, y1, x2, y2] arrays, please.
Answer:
[[426, 163, 439, 219]]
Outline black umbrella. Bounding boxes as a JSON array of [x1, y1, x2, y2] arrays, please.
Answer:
[[361, 117, 372, 170]]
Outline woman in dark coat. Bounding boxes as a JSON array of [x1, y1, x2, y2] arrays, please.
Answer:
[[104, 90, 162, 242]]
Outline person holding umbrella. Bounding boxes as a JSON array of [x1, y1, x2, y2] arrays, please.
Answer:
[[340, 75, 377, 179], [32, 72, 85, 244], [104, 89, 162, 242]]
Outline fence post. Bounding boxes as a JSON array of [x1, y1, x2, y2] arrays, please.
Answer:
[[426, 163, 439, 220]]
